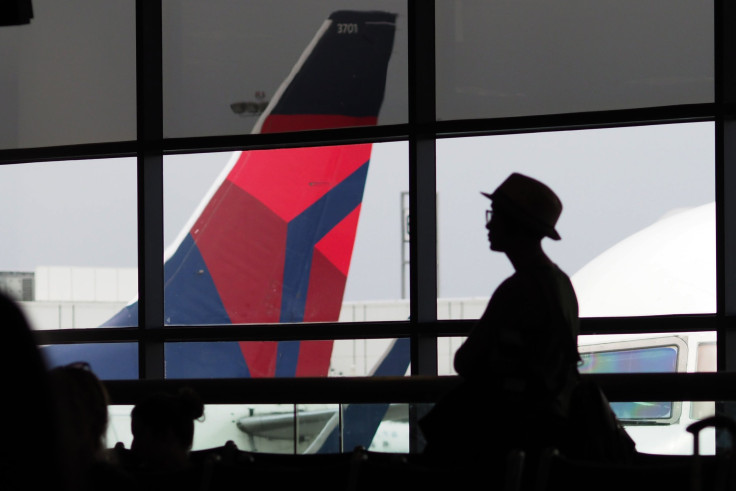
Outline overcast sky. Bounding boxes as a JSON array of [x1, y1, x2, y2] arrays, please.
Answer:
[[0, 0, 715, 307], [0, 121, 715, 306]]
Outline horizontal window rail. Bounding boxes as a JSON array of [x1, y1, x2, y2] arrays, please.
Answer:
[[33, 314, 722, 345], [103, 372, 736, 405], [0, 104, 714, 165]]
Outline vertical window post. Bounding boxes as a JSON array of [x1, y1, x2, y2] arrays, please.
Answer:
[[136, 0, 165, 379], [408, 0, 438, 453]]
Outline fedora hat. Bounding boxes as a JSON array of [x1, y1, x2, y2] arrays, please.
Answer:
[[482, 173, 562, 240]]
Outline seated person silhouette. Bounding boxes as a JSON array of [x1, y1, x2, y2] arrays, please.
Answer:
[[420, 173, 581, 467], [130, 387, 204, 473], [0, 292, 65, 490], [49, 362, 134, 490], [49, 363, 110, 469]]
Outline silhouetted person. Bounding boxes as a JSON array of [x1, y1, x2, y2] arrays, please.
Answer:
[[0, 292, 65, 490], [420, 173, 580, 469], [130, 387, 204, 473], [49, 362, 133, 490]]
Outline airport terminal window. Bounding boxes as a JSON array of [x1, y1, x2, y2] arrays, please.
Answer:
[[0, 0, 136, 149], [107, 403, 408, 454], [0, 158, 137, 329], [3, 1, 734, 456], [41, 343, 138, 380], [163, 142, 409, 329], [435, 0, 713, 120], [436, 123, 715, 319], [161, 0, 408, 138], [164, 338, 409, 379]]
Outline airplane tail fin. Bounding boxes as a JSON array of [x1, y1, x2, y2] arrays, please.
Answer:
[[101, 10, 399, 379], [44, 10, 411, 453], [254, 10, 397, 133]]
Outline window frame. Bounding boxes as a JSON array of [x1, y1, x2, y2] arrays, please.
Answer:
[[1, 0, 734, 452]]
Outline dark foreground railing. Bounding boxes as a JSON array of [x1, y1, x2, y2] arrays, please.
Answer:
[[103, 372, 736, 405]]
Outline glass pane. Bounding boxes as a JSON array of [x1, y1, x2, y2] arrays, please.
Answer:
[[0, 0, 136, 149], [692, 342, 716, 421], [625, 402, 715, 455], [164, 338, 409, 379], [436, 0, 714, 120], [439, 332, 716, 454], [162, 0, 407, 138], [436, 122, 714, 318], [107, 404, 135, 448], [578, 332, 715, 429], [108, 403, 407, 454], [41, 343, 138, 380], [228, 404, 301, 453], [438, 336, 466, 376], [107, 404, 298, 452], [344, 403, 408, 453], [0, 158, 138, 329], [163, 142, 408, 327]]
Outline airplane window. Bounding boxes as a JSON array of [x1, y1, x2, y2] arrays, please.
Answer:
[[579, 346, 677, 422], [574, 336, 717, 454], [579, 346, 678, 374], [610, 401, 672, 420]]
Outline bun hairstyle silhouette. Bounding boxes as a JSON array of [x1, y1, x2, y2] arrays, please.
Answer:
[[130, 387, 205, 471], [131, 387, 204, 450]]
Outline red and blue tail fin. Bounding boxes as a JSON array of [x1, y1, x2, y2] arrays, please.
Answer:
[[161, 10, 398, 378], [43, 10, 410, 452], [46, 10, 401, 380]]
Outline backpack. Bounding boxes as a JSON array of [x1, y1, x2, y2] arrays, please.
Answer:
[[564, 378, 637, 463]]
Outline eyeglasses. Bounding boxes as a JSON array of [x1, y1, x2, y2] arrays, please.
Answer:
[[486, 209, 493, 224]]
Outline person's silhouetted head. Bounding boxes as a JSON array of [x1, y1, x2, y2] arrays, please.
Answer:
[[130, 387, 204, 471], [482, 173, 562, 254], [0, 292, 66, 489], [49, 362, 110, 467]]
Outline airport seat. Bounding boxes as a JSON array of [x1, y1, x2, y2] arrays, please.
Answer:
[[235, 448, 355, 469], [105, 441, 217, 491], [189, 440, 254, 466], [107, 441, 137, 470], [206, 447, 355, 491], [533, 447, 731, 491], [346, 446, 501, 491], [534, 414, 736, 491]]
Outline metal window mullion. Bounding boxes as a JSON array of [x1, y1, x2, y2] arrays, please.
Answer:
[[408, 0, 438, 376], [136, 0, 165, 380], [716, 0, 736, 366], [407, 0, 438, 456], [713, 0, 736, 456]]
